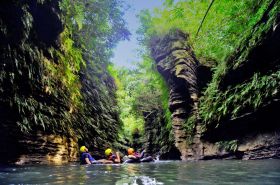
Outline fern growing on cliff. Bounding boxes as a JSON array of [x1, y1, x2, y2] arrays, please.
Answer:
[[200, 70, 280, 127]]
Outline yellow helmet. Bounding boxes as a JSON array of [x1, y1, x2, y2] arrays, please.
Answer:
[[80, 146, 87, 152], [105, 148, 112, 156], [127, 148, 134, 155]]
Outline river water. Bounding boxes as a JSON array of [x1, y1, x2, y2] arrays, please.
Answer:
[[1, 160, 280, 184]]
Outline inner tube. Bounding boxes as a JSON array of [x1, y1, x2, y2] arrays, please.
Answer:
[[123, 156, 154, 163], [140, 156, 154, 162], [123, 159, 140, 163]]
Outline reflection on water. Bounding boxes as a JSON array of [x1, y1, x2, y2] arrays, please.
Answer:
[[1, 160, 280, 184]]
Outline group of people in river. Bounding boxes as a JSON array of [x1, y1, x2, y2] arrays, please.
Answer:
[[80, 146, 154, 165]]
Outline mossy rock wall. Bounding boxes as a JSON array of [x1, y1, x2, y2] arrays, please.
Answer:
[[143, 109, 180, 160], [150, 1, 280, 160], [150, 30, 203, 160], [199, 0, 280, 160], [0, 0, 121, 164]]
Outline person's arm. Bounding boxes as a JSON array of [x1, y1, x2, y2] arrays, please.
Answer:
[[114, 152, 121, 163], [85, 157, 91, 164], [97, 159, 113, 164]]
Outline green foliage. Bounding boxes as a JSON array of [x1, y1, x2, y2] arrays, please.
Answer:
[[138, 0, 273, 64], [136, 0, 280, 149], [108, 64, 146, 141], [163, 0, 174, 7], [158, 76, 172, 130], [200, 71, 280, 127], [216, 140, 238, 152], [199, 0, 280, 127], [46, 0, 130, 146], [0, 0, 129, 151], [183, 114, 196, 143], [108, 55, 173, 145], [59, 0, 85, 31], [43, 31, 84, 110]]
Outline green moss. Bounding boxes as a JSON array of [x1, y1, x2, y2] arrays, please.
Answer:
[[183, 114, 196, 144]]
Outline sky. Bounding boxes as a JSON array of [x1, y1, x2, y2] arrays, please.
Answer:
[[111, 0, 163, 68]]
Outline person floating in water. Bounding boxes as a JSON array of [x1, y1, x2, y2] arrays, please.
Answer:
[[105, 148, 121, 163], [127, 148, 145, 161], [80, 146, 99, 165], [80, 146, 114, 164], [124, 148, 154, 163]]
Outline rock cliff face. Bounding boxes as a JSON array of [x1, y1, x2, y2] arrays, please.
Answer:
[[0, 0, 121, 164], [150, 1, 280, 160], [200, 0, 280, 160], [151, 30, 203, 160], [143, 109, 181, 160], [0, 0, 75, 164], [1, 131, 78, 165]]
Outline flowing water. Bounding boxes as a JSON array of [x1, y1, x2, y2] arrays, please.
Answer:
[[1, 160, 280, 185]]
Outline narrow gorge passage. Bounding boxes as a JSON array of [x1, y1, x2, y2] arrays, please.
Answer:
[[0, 0, 279, 168]]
